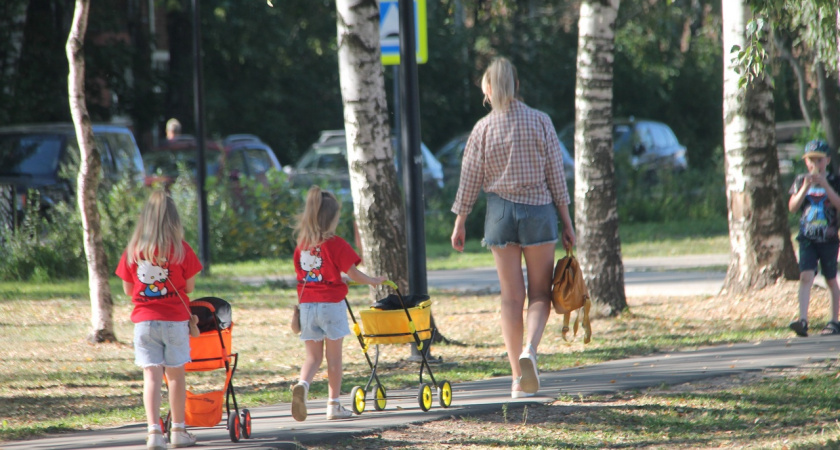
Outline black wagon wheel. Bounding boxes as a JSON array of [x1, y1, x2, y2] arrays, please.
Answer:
[[228, 410, 241, 442], [438, 380, 453, 408], [240, 408, 252, 439], [351, 385, 366, 415]]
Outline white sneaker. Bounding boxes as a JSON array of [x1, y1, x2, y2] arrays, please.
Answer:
[[511, 377, 535, 399], [146, 430, 166, 450], [168, 427, 196, 448], [291, 383, 308, 422], [518, 345, 540, 394], [326, 401, 353, 420]]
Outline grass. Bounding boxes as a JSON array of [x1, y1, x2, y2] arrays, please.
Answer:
[[210, 217, 732, 277]]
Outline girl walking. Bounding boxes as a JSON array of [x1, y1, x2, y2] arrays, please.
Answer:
[[116, 190, 202, 449], [291, 186, 386, 421]]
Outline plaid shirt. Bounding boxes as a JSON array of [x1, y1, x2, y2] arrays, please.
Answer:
[[451, 100, 571, 215]]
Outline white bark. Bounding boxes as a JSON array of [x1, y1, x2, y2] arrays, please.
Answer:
[[574, 0, 626, 316], [721, 1, 798, 295], [66, 0, 116, 343], [336, 0, 408, 298]]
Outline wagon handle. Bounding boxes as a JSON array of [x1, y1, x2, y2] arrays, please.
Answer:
[[347, 280, 398, 291]]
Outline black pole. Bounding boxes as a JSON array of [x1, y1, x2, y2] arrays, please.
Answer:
[[397, 0, 426, 296], [192, 0, 210, 273]]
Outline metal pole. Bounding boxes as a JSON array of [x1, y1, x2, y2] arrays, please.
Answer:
[[397, 0, 427, 297], [192, 0, 210, 273]]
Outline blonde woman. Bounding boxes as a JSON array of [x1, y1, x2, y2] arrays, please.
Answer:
[[450, 57, 575, 398]]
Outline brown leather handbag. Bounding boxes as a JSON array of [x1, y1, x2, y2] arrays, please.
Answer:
[[551, 251, 592, 344]]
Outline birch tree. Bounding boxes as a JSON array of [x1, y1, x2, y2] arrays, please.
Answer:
[[721, 1, 798, 295], [574, 0, 626, 316], [335, 0, 409, 298], [66, 0, 116, 343]]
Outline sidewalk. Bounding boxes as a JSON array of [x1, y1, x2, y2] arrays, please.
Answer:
[[4, 335, 838, 449]]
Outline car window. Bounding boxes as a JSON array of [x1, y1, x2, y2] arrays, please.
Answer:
[[436, 136, 468, 168], [93, 135, 115, 173], [226, 151, 247, 175], [650, 124, 669, 148], [244, 148, 274, 175], [659, 124, 678, 146], [637, 124, 655, 150], [143, 149, 223, 178], [613, 125, 632, 149], [106, 132, 143, 175], [297, 145, 347, 170], [0, 134, 64, 176]]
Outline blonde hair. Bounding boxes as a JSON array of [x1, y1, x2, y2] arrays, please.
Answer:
[[125, 190, 186, 265], [295, 185, 341, 249], [166, 118, 182, 135], [481, 57, 518, 111]]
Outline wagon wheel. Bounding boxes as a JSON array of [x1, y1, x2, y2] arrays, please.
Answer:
[[373, 384, 387, 411], [438, 380, 452, 408], [228, 410, 241, 442], [351, 386, 366, 415], [418, 383, 433, 412], [240, 408, 252, 439]]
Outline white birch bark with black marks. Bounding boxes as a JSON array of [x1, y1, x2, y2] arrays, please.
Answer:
[[335, 0, 409, 299], [574, 0, 626, 316], [66, 0, 116, 343], [721, 1, 798, 295]]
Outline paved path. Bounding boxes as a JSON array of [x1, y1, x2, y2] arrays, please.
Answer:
[[4, 336, 838, 449]]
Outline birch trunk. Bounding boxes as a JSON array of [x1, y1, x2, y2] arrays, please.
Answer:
[[66, 0, 116, 343], [574, 0, 626, 316], [336, 0, 409, 299], [721, 1, 798, 295]]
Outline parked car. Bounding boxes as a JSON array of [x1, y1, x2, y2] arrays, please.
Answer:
[[143, 134, 281, 187], [0, 123, 145, 222], [434, 131, 576, 188], [557, 118, 688, 173], [288, 130, 444, 196]]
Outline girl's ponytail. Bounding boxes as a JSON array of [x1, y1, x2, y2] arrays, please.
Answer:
[[295, 185, 341, 249]]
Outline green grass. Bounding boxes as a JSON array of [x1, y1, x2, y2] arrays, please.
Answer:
[[210, 217, 732, 277]]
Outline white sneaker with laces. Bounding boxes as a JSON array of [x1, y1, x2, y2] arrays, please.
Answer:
[[146, 430, 166, 450], [291, 382, 308, 422], [326, 401, 353, 420], [168, 427, 197, 448], [518, 345, 540, 394]]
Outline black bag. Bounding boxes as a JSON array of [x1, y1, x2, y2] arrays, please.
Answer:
[[190, 297, 233, 332], [372, 293, 430, 310]]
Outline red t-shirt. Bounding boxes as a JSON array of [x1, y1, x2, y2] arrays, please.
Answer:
[[115, 241, 203, 323], [294, 236, 361, 303]]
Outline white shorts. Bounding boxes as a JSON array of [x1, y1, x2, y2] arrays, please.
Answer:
[[299, 301, 350, 341]]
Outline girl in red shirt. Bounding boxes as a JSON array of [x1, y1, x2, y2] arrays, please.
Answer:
[[116, 190, 202, 449], [290, 186, 385, 421]]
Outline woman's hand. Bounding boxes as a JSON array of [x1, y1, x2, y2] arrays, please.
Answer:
[[562, 226, 576, 252], [451, 215, 467, 252]]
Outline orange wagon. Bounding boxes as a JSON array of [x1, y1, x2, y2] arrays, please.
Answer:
[[162, 297, 252, 443]]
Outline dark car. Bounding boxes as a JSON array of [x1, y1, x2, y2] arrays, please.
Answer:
[[288, 130, 444, 197], [435, 131, 576, 187], [0, 123, 145, 222], [557, 118, 687, 173], [143, 134, 281, 187]]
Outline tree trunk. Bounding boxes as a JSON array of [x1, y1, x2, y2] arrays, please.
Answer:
[[335, 0, 409, 300], [574, 0, 626, 317], [816, 62, 840, 156], [721, 1, 798, 295], [66, 0, 116, 343]]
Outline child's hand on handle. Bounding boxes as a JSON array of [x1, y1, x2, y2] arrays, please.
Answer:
[[188, 314, 200, 337], [370, 276, 387, 286]]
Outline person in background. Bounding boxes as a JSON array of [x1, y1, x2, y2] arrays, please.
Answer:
[[166, 118, 182, 140], [290, 185, 386, 421], [116, 190, 202, 449], [788, 139, 840, 337], [450, 57, 575, 398]]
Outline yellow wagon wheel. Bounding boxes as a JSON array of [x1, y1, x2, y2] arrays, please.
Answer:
[[418, 383, 433, 412], [373, 384, 387, 411], [351, 386, 366, 415], [438, 380, 452, 408]]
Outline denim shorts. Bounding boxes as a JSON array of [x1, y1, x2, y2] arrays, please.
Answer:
[[299, 301, 351, 341], [133, 320, 191, 368], [798, 238, 839, 279], [483, 193, 558, 248]]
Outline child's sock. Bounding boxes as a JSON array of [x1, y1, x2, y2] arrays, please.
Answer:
[[299, 380, 310, 390], [148, 424, 162, 433], [172, 422, 186, 430], [329, 397, 339, 403]]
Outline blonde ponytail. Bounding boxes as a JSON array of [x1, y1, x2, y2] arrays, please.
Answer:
[[295, 186, 341, 249]]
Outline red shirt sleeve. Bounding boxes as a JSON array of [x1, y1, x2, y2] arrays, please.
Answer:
[[331, 237, 362, 273]]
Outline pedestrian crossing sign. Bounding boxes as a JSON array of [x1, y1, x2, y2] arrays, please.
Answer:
[[379, 0, 427, 65]]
